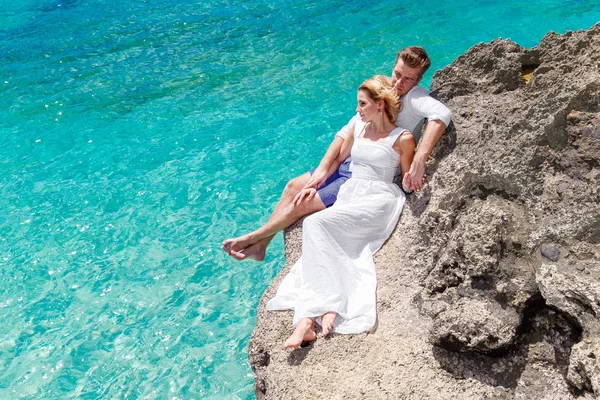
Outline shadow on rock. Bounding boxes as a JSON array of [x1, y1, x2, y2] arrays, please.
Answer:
[[286, 341, 315, 366], [432, 298, 582, 392], [432, 345, 527, 389]]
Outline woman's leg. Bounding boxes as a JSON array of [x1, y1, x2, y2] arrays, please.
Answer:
[[283, 317, 317, 349], [321, 312, 337, 337]]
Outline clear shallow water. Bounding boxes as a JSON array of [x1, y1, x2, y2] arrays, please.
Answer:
[[1, 0, 599, 398]]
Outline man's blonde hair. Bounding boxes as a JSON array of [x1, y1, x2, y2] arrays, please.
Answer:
[[395, 46, 431, 78]]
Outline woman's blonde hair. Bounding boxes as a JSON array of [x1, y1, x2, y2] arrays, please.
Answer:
[[358, 75, 402, 123]]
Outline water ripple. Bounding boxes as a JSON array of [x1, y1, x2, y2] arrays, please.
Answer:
[[1, 0, 599, 398]]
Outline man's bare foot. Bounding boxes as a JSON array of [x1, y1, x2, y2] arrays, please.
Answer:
[[283, 318, 317, 350], [221, 234, 254, 254], [229, 241, 267, 261], [321, 312, 336, 337]]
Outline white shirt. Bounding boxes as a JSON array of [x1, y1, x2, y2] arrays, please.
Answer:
[[335, 85, 452, 144]]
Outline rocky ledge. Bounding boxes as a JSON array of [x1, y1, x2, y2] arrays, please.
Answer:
[[249, 23, 600, 399]]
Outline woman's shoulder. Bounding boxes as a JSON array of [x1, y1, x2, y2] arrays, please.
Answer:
[[353, 119, 367, 138], [390, 126, 413, 141], [392, 129, 415, 151], [399, 129, 414, 143]]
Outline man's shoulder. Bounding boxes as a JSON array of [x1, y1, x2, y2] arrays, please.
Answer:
[[399, 86, 431, 116], [404, 85, 430, 99]]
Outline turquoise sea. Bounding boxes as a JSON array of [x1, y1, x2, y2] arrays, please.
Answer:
[[1, 0, 599, 398]]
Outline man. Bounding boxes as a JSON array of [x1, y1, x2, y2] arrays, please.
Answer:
[[222, 46, 452, 261]]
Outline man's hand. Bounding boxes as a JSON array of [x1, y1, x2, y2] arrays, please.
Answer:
[[402, 119, 448, 191], [293, 188, 317, 206], [304, 167, 327, 191], [402, 156, 427, 192]]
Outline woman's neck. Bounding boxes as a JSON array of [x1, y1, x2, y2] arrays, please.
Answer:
[[367, 116, 395, 135]]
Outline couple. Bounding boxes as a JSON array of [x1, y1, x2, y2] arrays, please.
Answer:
[[223, 47, 451, 349]]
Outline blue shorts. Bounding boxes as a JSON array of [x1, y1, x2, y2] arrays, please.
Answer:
[[310, 159, 352, 208]]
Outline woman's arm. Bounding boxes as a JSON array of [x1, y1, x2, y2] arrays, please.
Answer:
[[393, 131, 416, 179]]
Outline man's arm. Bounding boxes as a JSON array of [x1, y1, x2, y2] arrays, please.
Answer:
[[303, 115, 358, 189], [293, 124, 356, 206], [304, 136, 345, 189], [403, 120, 447, 191], [402, 91, 452, 191]]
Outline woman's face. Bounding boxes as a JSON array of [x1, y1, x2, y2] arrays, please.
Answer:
[[356, 90, 379, 122]]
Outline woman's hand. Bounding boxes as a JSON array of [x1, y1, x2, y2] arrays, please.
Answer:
[[293, 188, 318, 206]]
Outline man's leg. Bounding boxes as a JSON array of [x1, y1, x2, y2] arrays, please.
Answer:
[[268, 172, 312, 226], [227, 194, 326, 260], [222, 172, 326, 261], [222, 160, 351, 261]]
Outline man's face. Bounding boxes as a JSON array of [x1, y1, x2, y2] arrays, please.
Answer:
[[391, 59, 422, 96]]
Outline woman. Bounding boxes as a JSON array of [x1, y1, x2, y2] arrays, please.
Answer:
[[267, 75, 416, 349]]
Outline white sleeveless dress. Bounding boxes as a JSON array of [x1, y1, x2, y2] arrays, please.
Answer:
[[267, 121, 407, 334]]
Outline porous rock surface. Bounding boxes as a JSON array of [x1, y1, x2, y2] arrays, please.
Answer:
[[249, 23, 600, 399]]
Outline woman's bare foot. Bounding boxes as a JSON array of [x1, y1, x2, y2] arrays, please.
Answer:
[[283, 318, 317, 350], [229, 241, 267, 261], [321, 312, 337, 337]]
